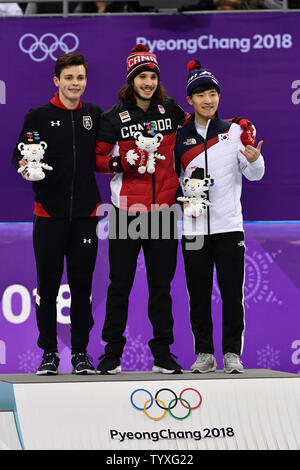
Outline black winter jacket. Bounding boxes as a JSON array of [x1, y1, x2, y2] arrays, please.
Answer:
[[12, 93, 102, 219]]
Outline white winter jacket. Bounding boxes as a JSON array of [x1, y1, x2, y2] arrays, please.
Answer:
[[175, 116, 265, 236]]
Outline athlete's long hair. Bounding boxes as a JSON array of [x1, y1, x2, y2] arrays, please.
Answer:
[[118, 80, 168, 104]]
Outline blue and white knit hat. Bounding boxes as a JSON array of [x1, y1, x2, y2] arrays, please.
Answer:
[[186, 60, 220, 96]]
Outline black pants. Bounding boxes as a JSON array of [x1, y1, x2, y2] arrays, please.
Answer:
[[33, 216, 98, 354], [182, 232, 245, 356], [102, 207, 178, 358]]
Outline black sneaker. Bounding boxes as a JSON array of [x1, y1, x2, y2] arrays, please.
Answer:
[[36, 352, 60, 375], [97, 354, 121, 375], [152, 353, 183, 374], [71, 353, 95, 375]]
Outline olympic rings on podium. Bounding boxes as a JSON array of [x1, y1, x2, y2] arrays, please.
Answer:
[[130, 388, 153, 410], [168, 398, 191, 420], [130, 387, 202, 420], [144, 398, 168, 421], [180, 388, 203, 409]]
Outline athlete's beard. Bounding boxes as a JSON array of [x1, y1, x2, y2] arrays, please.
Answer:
[[134, 90, 154, 102]]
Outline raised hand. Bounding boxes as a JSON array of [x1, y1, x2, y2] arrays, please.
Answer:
[[240, 140, 263, 163]]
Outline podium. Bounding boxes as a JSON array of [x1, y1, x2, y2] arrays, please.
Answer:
[[0, 369, 299, 450], [0, 408, 22, 450]]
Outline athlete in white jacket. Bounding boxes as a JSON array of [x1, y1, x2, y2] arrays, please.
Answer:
[[177, 117, 264, 236], [175, 60, 265, 374]]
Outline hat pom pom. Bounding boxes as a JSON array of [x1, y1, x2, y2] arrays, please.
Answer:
[[131, 44, 149, 53], [187, 60, 201, 72]]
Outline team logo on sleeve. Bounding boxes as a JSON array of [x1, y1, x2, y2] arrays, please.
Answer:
[[219, 133, 230, 142], [119, 111, 131, 123], [83, 116, 92, 130]]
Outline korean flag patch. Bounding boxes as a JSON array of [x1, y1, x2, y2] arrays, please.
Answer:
[[219, 133, 230, 142]]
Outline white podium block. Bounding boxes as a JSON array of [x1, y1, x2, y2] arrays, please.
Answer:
[[0, 370, 299, 450], [0, 409, 22, 450]]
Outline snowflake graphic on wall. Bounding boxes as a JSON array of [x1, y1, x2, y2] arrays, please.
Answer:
[[257, 344, 280, 369], [18, 349, 41, 373], [100, 325, 152, 371], [212, 249, 282, 307]]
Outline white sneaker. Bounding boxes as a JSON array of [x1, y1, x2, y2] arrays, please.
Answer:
[[190, 353, 217, 373], [223, 353, 244, 374]]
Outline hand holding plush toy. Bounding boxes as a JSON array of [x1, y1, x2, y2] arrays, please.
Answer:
[[178, 168, 213, 217], [229, 117, 263, 162], [125, 146, 149, 172], [229, 117, 256, 147], [126, 129, 165, 174], [17, 132, 52, 181]]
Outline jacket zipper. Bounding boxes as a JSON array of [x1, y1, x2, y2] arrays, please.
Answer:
[[204, 138, 210, 235], [69, 112, 77, 221]]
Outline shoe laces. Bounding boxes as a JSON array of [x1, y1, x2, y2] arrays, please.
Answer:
[[168, 352, 178, 360], [225, 353, 242, 364], [41, 352, 59, 366], [97, 354, 120, 364], [198, 353, 212, 361], [73, 353, 93, 364]]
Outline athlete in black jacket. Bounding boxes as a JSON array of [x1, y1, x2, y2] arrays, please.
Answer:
[[12, 53, 102, 375]]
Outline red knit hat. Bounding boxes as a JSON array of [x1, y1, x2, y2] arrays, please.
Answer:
[[126, 44, 160, 81]]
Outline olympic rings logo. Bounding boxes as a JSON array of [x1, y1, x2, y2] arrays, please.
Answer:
[[19, 33, 79, 62], [130, 388, 202, 421]]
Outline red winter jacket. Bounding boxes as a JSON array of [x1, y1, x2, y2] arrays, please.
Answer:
[[95, 97, 187, 212]]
